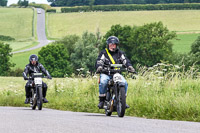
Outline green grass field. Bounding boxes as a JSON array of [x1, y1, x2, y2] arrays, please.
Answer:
[[172, 33, 200, 53], [6, 41, 38, 52], [47, 10, 200, 38], [0, 8, 33, 40], [11, 48, 41, 69], [0, 8, 39, 53]]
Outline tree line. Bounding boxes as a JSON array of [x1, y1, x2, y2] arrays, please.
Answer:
[[48, 0, 200, 6], [0, 0, 7, 6], [61, 3, 200, 13]]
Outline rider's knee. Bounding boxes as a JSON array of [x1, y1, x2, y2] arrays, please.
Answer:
[[119, 82, 126, 87], [25, 83, 30, 88], [43, 82, 48, 89], [100, 78, 108, 85]]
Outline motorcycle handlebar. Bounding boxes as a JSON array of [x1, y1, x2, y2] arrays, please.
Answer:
[[101, 69, 121, 74], [25, 76, 51, 80], [96, 68, 137, 75]]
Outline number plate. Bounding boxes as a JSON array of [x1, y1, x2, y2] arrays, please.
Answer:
[[34, 78, 42, 84], [113, 73, 123, 82]]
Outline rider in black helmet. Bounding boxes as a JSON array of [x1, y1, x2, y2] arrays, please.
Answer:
[[95, 36, 135, 109], [23, 54, 52, 104]]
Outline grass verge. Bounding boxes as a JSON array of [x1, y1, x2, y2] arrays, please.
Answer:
[[1, 64, 200, 121]]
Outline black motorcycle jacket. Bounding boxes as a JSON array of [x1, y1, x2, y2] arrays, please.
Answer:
[[95, 48, 132, 71], [23, 62, 51, 80]]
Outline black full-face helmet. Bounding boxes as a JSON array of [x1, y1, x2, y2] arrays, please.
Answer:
[[29, 54, 38, 63], [106, 36, 119, 45], [106, 36, 119, 52]]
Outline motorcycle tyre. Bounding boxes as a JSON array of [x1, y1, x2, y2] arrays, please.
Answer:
[[37, 87, 43, 110], [31, 89, 36, 110], [117, 87, 126, 117]]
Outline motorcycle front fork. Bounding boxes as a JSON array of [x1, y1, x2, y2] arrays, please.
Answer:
[[105, 88, 116, 111]]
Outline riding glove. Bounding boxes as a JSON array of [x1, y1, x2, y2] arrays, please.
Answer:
[[128, 66, 135, 73], [96, 66, 103, 73], [47, 75, 52, 79]]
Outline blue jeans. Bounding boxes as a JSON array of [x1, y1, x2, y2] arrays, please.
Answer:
[[99, 74, 128, 97]]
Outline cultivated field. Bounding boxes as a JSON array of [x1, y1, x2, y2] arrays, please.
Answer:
[[0, 8, 38, 52], [0, 8, 33, 40], [47, 10, 200, 38]]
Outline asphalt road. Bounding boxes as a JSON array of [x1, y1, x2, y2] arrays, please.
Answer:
[[0, 107, 200, 133], [12, 8, 53, 54]]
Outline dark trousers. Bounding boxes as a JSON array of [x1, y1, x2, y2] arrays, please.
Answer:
[[25, 80, 48, 98]]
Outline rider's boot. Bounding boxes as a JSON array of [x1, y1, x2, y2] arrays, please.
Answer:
[[125, 96, 130, 108], [24, 97, 30, 104], [24, 86, 30, 104], [43, 97, 49, 103], [98, 96, 105, 109], [42, 86, 48, 103], [126, 104, 130, 108]]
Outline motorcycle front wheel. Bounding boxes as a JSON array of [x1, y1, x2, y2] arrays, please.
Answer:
[[117, 87, 126, 117], [31, 89, 36, 110], [37, 87, 43, 110]]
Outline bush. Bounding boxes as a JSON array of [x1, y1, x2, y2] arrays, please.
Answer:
[[0, 35, 15, 41], [9, 68, 24, 77], [71, 31, 101, 74], [38, 43, 72, 77], [54, 35, 80, 56], [168, 52, 197, 70], [46, 9, 56, 13], [0, 42, 15, 76], [190, 36, 200, 66]]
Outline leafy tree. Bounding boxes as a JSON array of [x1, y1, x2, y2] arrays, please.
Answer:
[[129, 22, 176, 67], [38, 43, 72, 77], [71, 31, 101, 74], [18, 0, 28, 7], [190, 36, 200, 65], [55, 35, 80, 56], [0, 42, 15, 76], [168, 52, 196, 70], [104, 22, 176, 67], [0, 0, 7, 6], [102, 24, 134, 59]]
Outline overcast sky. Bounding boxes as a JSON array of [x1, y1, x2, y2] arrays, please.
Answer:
[[7, 0, 50, 6]]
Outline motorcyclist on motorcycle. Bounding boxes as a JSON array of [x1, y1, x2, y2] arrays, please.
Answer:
[[95, 36, 135, 109], [23, 54, 52, 104]]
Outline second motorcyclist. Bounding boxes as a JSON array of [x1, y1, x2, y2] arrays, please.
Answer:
[[23, 54, 52, 104]]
